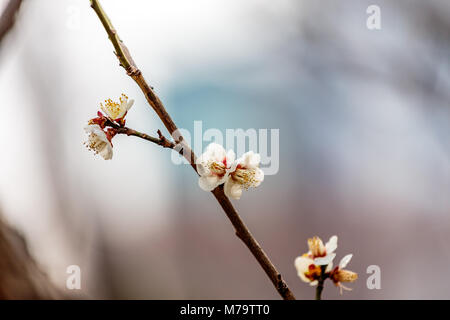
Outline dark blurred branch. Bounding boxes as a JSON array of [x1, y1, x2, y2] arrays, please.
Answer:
[[90, 0, 296, 300], [0, 215, 61, 299], [0, 1, 72, 299], [315, 265, 328, 300], [0, 0, 23, 45]]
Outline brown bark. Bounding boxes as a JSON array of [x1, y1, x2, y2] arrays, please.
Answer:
[[90, 0, 296, 300], [0, 0, 23, 45], [0, 216, 61, 299]]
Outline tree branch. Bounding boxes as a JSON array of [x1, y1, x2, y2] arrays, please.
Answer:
[[116, 127, 176, 149], [0, 0, 23, 45], [0, 215, 62, 299], [315, 265, 328, 300], [106, 120, 175, 149], [89, 0, 295, 300]]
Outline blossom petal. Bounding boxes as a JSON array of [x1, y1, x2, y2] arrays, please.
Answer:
[[325, 235, 338, 254], [254, 168, 264, 186], [195, 152, 211, 176], [240, 151, 261, 169], [84, 124, 105, 137], [205, 143, 226, 162], [225, 149, 236, 167], [229, 158, 239, 172], [84, 124, 113, 160], [198, 175, 220, 191], [309, 280, 318, 286], [294, 256, 315, 283], [248, 152, 261, 168], [339, 254, 353, 269], [314, 253, 336, 266], [99, 144, 113, 160], [196, 162, 210, 176], [224, 179, 243, 200]]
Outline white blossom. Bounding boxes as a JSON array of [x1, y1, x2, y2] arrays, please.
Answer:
[[84, 124, 113, 160], [307, 235, 337, 266], [224, 151, 264, 200], [196, 143, 236, 191], [330, 254, 358, 293], [294, 254, 334, 286], [294, 256, 320, 286], [100, 93, 134, 121], [295, 235, 357, 295], [294, 235, 337, 285]]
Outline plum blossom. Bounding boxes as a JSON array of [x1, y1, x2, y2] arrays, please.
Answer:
[[329, 254, 358, 293], [294, 235, 336, 286], [100, 93, 134, 121], [306, 235, 337, 266], [84, 94, 134, 160], [224, 151, 264, 200], [294, 255, 333, 286], [294, 235, 357, 297], [84, 124, 113, 160], [196, 143, 236, 191], [196, 144, 265, 199]]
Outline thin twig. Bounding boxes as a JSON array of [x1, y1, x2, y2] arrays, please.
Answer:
[[0, 0, 23, 45], [116, 127, 175, 149], [105, 120, 175, 149], [89, 0, 296, 300], [315, 265, 327, 300], [315, 279, 324, 300]]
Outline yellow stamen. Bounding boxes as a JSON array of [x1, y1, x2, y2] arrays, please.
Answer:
[[231, 168, 259, 189], [208, 161, 226, 176], [100, 93, 129, 120], [337, 270, 358, 283], [307, 236, 326, 257], [304, 264, 321, 281], [85, 134, 108, 154]]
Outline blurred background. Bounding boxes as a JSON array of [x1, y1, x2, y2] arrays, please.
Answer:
[[0, 0, 448, 299]]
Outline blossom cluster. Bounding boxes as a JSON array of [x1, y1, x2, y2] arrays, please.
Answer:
[[84, 94, 134, 160], [84, 96, 265, 199], [294, 235, 358, 294], [196, 143, 264, 200]]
